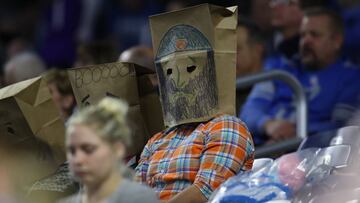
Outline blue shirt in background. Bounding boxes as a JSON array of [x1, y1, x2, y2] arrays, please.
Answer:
[[240, 56, 360, 145]]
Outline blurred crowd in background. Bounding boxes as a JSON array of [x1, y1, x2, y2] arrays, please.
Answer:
[[0, 0, 358, 81]]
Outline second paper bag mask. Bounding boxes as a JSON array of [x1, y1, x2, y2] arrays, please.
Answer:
[[150, 4, 238, 127], [67, 62, 159, 157], [0, 76, 66, 189]]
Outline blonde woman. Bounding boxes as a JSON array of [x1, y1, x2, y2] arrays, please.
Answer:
[[60, 97, 159, 203]]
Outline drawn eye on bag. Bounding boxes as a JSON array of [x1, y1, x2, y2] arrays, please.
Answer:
[[81, 92, 119, 106]]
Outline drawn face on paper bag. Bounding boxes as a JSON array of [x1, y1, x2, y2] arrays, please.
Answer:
[[155, 25, 218, 125], [69, 63, 137, 108], [0, 99, 31, 144]]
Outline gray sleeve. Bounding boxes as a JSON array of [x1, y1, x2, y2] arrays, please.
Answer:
[[57, 194, 80, 203], [128, 186, 160, 203], [107, 180, 160, 203]]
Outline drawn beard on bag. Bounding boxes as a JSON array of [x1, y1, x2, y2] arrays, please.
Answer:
[[155, 25, 218, 126]]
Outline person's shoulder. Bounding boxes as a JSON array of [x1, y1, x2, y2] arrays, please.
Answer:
[[204, 115, 254, 147], [122, 179, 154, 192], [147, 129, 168, 144], [210, 114, 242, 123], [336, 60, 360, 81], [57, 194, 80, 203], [337, 60, 360, 72], [264, 54, 297, 71], [112, 179, 159, 203], [207, 114, 250, 132]]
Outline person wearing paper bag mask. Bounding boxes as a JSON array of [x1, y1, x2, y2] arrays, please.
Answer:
[[135, 4, 255, 203]]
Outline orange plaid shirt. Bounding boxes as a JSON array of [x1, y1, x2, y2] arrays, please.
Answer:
[[135, 115, 255, 200]]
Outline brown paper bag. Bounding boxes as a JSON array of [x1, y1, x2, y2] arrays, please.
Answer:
[[137, 72, 164, 136], [67, 62, 161, 156], [0, 76, 66, 189], [150, 4, 238, 127]]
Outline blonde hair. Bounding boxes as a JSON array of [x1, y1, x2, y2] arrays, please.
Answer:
[[67, 97, 131, 147]]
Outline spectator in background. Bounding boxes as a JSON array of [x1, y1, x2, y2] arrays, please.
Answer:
[[236, 18, 266, 110], [119, 45, 158, 87], [240, 8, 360, 145], [265, 0, 335, 68], [6, 37, 31, 60], [4, 51, 46, 85], [74, 41, 118, 67], [45, 69, 76, 122], [267, 0, 303, 64], [236, 18, 265, 78], [119, 46, 154, 70], [2, 37, 43, 87], [249, 0, 273, 40]]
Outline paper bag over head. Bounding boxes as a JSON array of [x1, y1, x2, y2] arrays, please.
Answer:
[[150, 4, 238, 128], [67, 62, 164, 157], [0, 76, 66, 186]]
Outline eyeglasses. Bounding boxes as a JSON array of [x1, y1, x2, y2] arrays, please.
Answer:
[[269, 0, 299, 7]]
